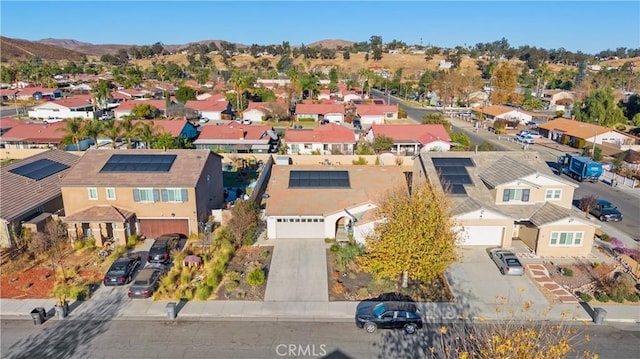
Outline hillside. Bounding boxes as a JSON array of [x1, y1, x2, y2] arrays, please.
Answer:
[[0, 36, 86, 61], [37, 38, 129, 57]]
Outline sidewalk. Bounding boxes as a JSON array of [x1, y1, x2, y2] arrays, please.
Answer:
[[2, 297, 637, 324]]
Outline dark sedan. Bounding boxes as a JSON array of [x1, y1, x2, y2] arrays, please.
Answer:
[[148, 233, 181, 264], [128, 265, 165, 299], [355, 301, 423, 334], [103, 254, 142, 286], [589, 199, 623, 222]]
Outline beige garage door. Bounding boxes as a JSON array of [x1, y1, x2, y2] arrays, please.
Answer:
[[139, 219, 189, 239]]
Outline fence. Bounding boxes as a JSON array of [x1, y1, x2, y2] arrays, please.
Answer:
[[600, 170, 638, 189]]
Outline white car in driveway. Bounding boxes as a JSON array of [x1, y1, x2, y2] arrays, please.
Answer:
[[43, 117, 64, 124], [489, 248, 525, 276], [515, 134, 536, 144]]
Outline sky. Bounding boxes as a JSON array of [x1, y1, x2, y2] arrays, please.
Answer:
[[1, 1, 638, 54]]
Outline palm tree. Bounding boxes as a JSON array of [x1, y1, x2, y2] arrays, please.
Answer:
[[80, 119, 104, 149], [55, 117, 84, 151], [101, 119, 123, 149], [118, 118, 141, 149], [135, 121, 162, 149]]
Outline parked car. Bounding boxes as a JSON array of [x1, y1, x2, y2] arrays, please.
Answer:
[[515, 134, 536, 144], [589, 199, 623, 222], [148, 233, 180, 264], [43, 117, 64, 124], [235, 118, 252, 125], [103, 254, 142, 286], [198, 117, 210, 124], [99, 113, 113, 121], [355, 301, 423, 334], [127, 265, 165, 299], [489, 249, 524, 276]]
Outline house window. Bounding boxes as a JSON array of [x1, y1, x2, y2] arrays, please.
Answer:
[[545, 189, 562, 200], [133, 188, 159, 203], [290, 144, 299, 153], [550, 231, 583, 246], [304, 144, 312, 150], [88, 187, 98, 200], [385, 112, 393, 118], [502, 188, 530, 202], [106, 187, 116, 200], [162, 188, 188, 202]]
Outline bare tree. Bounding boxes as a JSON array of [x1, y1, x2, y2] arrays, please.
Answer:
[[579, 195, 598, 218]]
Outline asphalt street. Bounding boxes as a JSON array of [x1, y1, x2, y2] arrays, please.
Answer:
[[2, 319, 639, 359]]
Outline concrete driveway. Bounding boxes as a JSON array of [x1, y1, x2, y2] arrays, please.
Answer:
[[264, 238, 328, 302], [446, 246, 549, 318]]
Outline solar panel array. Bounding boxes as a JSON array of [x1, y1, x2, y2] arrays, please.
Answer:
[[9, 159, 70, 181], [289, 170, 350, 188], [431, 157, 475, 196], [100, 154, 177, 173]]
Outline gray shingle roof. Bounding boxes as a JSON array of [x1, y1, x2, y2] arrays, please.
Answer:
[[1, 149, 80, 221], [478, 156, 538, 188], [61, 149, 220, 187], [529, 202, 572, 226]]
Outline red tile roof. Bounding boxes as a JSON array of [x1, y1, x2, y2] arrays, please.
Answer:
[[0, 117, 23, 130], [197, 122, 273, 140], [17, 87, 59, 96], [284, 123, 356, 144], [471, 105, 518, 116], [131, 119, 189, 137], [185, 100, 229, 112], [369, 124, 451, 144], [356, 104, 398, 116], [0, 122, 67, 143], [64, 205, 135, 222], [295, 103, 345, 115]]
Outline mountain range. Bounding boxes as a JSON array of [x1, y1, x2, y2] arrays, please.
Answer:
[[0, 37, 356, 61]]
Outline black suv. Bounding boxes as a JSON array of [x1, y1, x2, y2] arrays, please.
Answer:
[[148, 233, 180, 264], [103, 254, 142, 286], [589, 199, 623, 222], [355, 301, 423, 334]]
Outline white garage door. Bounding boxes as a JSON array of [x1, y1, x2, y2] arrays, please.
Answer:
[[325, 114, 342, 124], [457, 226, 503, 246], [275, 218, 325, 239]]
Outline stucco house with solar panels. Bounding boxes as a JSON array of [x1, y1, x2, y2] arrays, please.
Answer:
[[60, 149, 224, 246], [413, 151, 600, 257], [0, 149, 81, 248], [264, 165, 408, 242]]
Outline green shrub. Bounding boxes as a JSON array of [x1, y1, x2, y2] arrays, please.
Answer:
[[610, 292, 625, 303], [224, 280, 239, 292], [126, 234, 140, 249], [625, 293, 640, 302], [591, 262, 600, 269], [298, 117, 315, 122], [352, 156, 368, 165], [329, 244, 340, 253], [599, 233, 611, 242], [562, 268, 573, 277], [180, 266, 193, 286], [356, 287, 370, 299], [310, 149, 322, 155], [242, 225, 257, 246], [260, 250, 270, 259], [246, 268, 265, 286], [195, 284, 213, 300], [52, 282, 89, 301], [577, 292, 593, 303], [226, 271, 242, 283], [595, 292, 610, 302]]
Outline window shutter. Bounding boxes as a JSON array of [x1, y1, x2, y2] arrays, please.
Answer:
[[522, 189, 530, 202], [133, 189, 140, 202], [181, 189, 188, 202], [153, 189, 160, 202], [502, 189, 510, 202], [161, 189, 168, 202]]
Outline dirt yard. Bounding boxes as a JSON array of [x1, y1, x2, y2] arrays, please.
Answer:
[[215, 246, 273, 300]]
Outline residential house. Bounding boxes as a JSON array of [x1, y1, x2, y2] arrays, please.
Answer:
[[116, 88, 155, 100], [342, 91, 362, 103], [193, 122, 279, 153], [28, 97, 95, 120], [365, 124, 451, 154], [264, 165, 407, 241], [284, 123, 357, 155], [16, 87, 62, 101], [317, 89, 332, 101], [196, 93, 227, 101], [295, 103, 345, 123], [0, 149, 80, 247], [472, 105, 532, 126], [413, 151, 599, 257], [60, 149, 224, 245], [536, 118, 640, 153], [0, 88, 19, 102], [113, 99, 168, 119], [356, 104, 399, 125], [0, 122, 73, 149], [185, 99, 234, 120], [131, 119, 199, 148], [242, 101, 272, 123], [541, 90, 575, 112]]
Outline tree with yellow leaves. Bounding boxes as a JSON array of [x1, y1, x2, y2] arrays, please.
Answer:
[[357, 183, 458, 288], [491, 62, 518, 105]]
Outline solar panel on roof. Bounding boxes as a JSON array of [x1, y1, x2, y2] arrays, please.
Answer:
[[431, 157, 475, 197], [289, 170, 350, 188], [431, 157, 474, 167], [100, 154, 177, 173], [449, 184, 467, 195], [9, 159, 70, 181]]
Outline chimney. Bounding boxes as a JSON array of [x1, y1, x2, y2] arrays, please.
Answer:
[[239, 128, 244, 140]]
